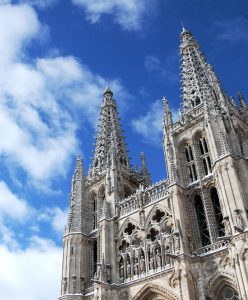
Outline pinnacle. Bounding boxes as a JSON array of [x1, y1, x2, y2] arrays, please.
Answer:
[[103, 86, 113, 96]]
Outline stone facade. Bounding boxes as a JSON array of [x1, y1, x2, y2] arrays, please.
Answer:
[[59, 28, 248, 300]]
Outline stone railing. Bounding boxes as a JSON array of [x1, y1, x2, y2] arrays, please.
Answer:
[[195, 239, 228, 256], [119, 180, 168, 217], [143, 180, 168, 206], [84, 286, 94, 295]]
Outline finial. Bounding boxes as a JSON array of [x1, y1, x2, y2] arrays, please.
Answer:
[[181, 21, 185, 31], [237, 91, 247, 110]]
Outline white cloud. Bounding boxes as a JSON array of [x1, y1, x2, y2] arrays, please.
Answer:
[[38, 206, 68, 234], [72, 0, 157, 31], [132, 99, 163, 145], [0, 181, 31, 221], [214, 17, 248, 44], [144, 54, 178, 82], [145, 55, 161, 72], [0, 3, 130, 186], [0, 238, 62, 300]]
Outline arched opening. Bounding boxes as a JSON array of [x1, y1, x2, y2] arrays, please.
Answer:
[[209, 276, 240, 300], [199, 136, 212, 175], [89, 192, 97, 231], [195, 194, 210, 246], [132, 283, 179, 300], [124, 185, 132, 198], [185, 144, 197, 183], [93, 240, 97, 275], [211, 187, 225, 237]]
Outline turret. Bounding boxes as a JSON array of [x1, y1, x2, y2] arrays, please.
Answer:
[[140, 152, 152, 187]]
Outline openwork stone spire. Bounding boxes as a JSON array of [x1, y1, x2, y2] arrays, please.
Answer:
[[66, 155, 86, 233], [90, 87, 130, 176], [140, 152, 152, 187], [180, 28, 225, 112]]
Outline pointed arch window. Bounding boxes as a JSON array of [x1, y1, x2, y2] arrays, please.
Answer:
[[195, 194, 210, 246], [199, 137, 212, 175], [211, 187, 225, 237], [93, 197, 97, 230], [185, 144, 197, 183]]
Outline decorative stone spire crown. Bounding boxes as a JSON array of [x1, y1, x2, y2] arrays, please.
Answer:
[[140, 152, 152, 187], [90, 87, 130, 176], [180, 28, 226, 113], [66, 155, 86, 233]]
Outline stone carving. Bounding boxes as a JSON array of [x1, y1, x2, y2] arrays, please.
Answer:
[[140, 255, 146, 274], [205, 261, 218, 275], [134, 258, 139, 275], [80, 276, 85, 294], [149, 254, 155, 270], [219, 256, 231, 269], [120, 290, 128, 300], [187, 235, 194, 253], [169, 272, 180, 288], [234, 209, 243, 232], [63, 277, 67, 294], [174, 232, 180, 253], [126, 260, 131, 278], [156, 249, 162, 268], [119, 261, 124, 280], [72, 276, 76, 294], [222, 216, 232, 236]]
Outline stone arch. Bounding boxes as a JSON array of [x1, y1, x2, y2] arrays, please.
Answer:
[[118, 217, 140, 238], [145, 204, 171, 229], [132, 283, 179, 300], [191, 128, 205, 143], [123, 184, 132, 198], [88, 191, 98, 231], [98, 184, 105, 199], [206, 273, 239, 300]]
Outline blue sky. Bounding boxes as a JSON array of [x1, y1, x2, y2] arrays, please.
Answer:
[[0, 0, 247, 299]]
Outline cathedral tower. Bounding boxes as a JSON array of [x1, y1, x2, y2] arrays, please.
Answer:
[[59, 29, 248, 300]]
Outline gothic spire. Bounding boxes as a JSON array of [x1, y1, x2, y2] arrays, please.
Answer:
[[237, 91, 248, 112], [180, 28, 226, 113], [140, 152, 152, 187], [163, 96, 173, 128], [66, 155, 86, 233], [89, 87, 130, 177]]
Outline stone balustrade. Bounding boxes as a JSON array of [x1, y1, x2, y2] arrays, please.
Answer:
[[119, 180, 168, 217], [195, 239, 228, 256]]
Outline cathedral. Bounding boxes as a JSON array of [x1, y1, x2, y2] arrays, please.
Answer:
[[59, 28, 248, 300]]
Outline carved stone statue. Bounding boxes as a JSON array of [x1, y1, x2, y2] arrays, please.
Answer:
[[119, 261, 124, 280], [72, 276, 76, 294], [164, 240, 171, 265], [134, 258, 139, 275], [222, 216, 232, 236], [81, 276, 85, 294], [63, 277, 67, 294], [126, 260, 131, 278], [149, 254, 155, 270], [156, 249, 162, 268], [174, 232, 180, 253], [234, 209, 243, 231], [187, 235, 194, 253], [140, 255, 146, 274]]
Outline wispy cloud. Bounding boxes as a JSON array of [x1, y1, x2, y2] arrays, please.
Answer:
[[71, 0, 158, 32], [132, 99, 163, 145], [214, 16, 248, 44], [144, 54, 178, 82]]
